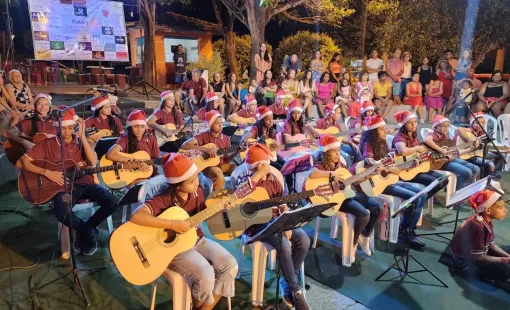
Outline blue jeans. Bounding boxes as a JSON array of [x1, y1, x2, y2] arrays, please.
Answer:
[[341, 193, 383, 242], [411, 171, 449, 200], [467, 153, 504, 178], [263, 228, 310, 295], [383, 181, 426, 230], [52, 184, 116, 237], [341, 143, 361, 166], [441, 158, 480, 190]]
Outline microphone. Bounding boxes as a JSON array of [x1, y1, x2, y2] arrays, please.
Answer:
[[89, 87, 129, 98]]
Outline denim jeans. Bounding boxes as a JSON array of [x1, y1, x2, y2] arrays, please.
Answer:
[[383, 181, 426, 230], [467, 153, 504, 178], [341, 193, 383, 242], [52, 184, 116, 236], [263, 228, 310, 296], [411, 171, 449, 200], [341, 144, 361, 166], [441, 158, 480, 190]]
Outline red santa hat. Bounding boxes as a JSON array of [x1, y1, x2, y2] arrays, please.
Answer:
[[245, 143, 275, 169], [162, 153, 198, 184], [256, 106, 273, 121], [60, 108, 79, 127], [91, 97, 110, 111], [394, 110, 417, 128], [318, 134, 341, 152], [470, 112, 486, 125], [276, 90, 286, 100], [34, 93, 52, 105], [160, 90, 174, 102], [362, 115, 386, 131], [325, 102, 340, 115], [205, 110, 222, 127], [432, 115, 449, 128], [246, 95, 257, 106], [288, 99, 303, 114], [205, 91, 218, 103], [126, 109, 147, 127], [468, 189, 502, 218], [360, 101, 374, 113], [358, 87, 370, 99]]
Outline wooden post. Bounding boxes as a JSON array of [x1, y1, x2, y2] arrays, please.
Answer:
[[495, 48, 505, 71]]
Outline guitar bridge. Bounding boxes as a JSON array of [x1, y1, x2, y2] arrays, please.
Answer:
[[130, 236, 150, 268]]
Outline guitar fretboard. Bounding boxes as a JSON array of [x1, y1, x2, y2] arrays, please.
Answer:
[[246, 189, 317, 212], [216, 146, 243, 156], [187, 193, 237, 227]]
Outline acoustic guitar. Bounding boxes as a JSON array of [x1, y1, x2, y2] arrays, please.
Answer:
[[425, 138, 482, 170], [206, 182, 338, 241], [86, 129, 113, 144], [5, 133, 51, 165], [154, 123, 188, 147], [304, 157, 395, 217], [240, 137, 316, 160], [109, 181, 254, 285], [455, 132, 510, 160], [18, 159, 131, 205], [180, 143, 246, 172]]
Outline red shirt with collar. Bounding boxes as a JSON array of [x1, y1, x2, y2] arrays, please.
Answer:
[[17, 117, 57, 136], [25, 136, 95, 186], [114, 133, 160, 159], [85, 115, 124, 134], [268, 103, 288, 118], [282, 120, 304, 136], [315, 117, 342, 131], [392, 132, 420, 149], [152, 109, 184, 127], [235, 109, 257, 119], [144, 186, 206, 237], [450, 214, 494, 259], [194, 131, 231, 164]]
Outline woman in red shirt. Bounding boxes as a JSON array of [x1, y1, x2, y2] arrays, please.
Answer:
[[17, 93, 57, 137]]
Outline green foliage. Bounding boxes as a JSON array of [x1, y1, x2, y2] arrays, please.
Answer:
[[213, 35, 273, 71], [273, 31, 341, 73], [185, 53, 224, 82]]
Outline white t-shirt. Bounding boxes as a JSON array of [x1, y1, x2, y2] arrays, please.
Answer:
[[402, 62, 412, 79], [366, 58, 384, 82]]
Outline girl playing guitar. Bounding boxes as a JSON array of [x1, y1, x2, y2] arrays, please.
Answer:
[[85, 97, 124, 139], [147, 91, 185, 152], [282, 99, 306, 144], [193, 92, 223, 123]]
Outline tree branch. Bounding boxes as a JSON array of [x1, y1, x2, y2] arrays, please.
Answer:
[[212, 0, 225, 32], [270, 0, 306, 18], [220, 0, 248, 27], [281, 11, 318, 25], [165, 11, 221, 32]]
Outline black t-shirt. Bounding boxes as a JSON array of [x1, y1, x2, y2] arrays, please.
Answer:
[[210, 81, 224, 93], [173, 52, 187, 74]]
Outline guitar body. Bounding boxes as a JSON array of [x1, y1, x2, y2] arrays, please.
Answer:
[[304, 168, 354, 217], [309, 127, 343, 143], [5, 133, 52, 165], [187, 143, 221, 172], [278, 134, 316, 159], [18, 159, 77, 205], [100, 151, 153, 189], [206, 187, 271, 241], [240, 138, 278, 160], [394, 155, 431, 181], [155, 123, 180, 146], [356, 161, 399, 197], [455, 132, 481, 160], [87, 129, 112, 143], [109, 207, 198, 285]]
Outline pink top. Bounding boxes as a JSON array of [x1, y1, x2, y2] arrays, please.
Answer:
[[316, 82, 335, 99], [387, 58, 404, 82]]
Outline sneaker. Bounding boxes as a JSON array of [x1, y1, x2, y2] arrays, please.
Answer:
[[358, 235, 372, 256], [278, 294, 294, 309], [419, 119, 425, 124], [292, 289, 310, 310], [399, 229, 426, 249], [81, 227, 100, 256], [72, 234, 83, 254]]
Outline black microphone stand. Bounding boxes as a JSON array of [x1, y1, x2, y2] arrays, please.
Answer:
[[29, 93, 109, 307]]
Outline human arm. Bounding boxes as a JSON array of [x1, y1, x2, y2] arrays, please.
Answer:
[[456, 127, 473, 143], [199, 79, 207, 103], [130, 204, 191, 233], [424, 135, 446, 153], [227, 113, 256, 125], [327, 83, 336, 100], [478, 83, 488, 104], [5, 85, 25, 110], [147, 114, 174, 136], [489, 243, 510, 258], [255, 54, 263, 72], [305, 122, 320, 137], [76, 118, 98, 166], [394, 141, 428, 156], [16, 154, 64, 186], [25, 85, 34, 106], [181, 137, 217, 157], [492, 83, 509, 105]]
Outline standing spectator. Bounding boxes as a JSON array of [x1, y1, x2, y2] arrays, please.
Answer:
[[366, 49, 384, 83], [315, 72, 336, 118], [354, 70, 374, 102], [6, 70, 34, 117], [478, 70, 509, 117], [424, 73, 444, 123], [175, 69, 207, 114], [258, 70, 278, 106], [417, 57, 433, 89], [298, 70, 317, 120], [401, 52, 413, 100], [254, 43, 272, 84], [208, 71, 226, 116], [403, 73, 425, 122], [281, 54, 303, 76], [328, 53, 342, 84], [372, 71, 394, 120], [310, 50, 325, 83], [386, 48, 404, 104], [173, 44, 187, 84], [281, 69, 299, 99], [456, 49, 472, 80], [445, 49, 458, 77], [437, 59, 455, 101]]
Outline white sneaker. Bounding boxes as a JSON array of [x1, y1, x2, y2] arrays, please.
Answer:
[[358, 235, 372, 256], [419, 119, 425, 124]]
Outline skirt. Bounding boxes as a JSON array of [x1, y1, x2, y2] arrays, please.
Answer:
[[424, 96, 444, 110]]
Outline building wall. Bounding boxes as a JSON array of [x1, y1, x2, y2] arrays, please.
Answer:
[[128, 29, 213, 87]]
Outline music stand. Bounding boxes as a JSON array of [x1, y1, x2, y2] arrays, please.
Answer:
[[418, 176, 502, 241], [94, 137, 118, 160], [375, 179, 448, 288], [245, 203, 337, 310], [281, 154, 311, 194]]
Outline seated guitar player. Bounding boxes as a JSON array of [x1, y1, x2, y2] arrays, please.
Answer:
[[347, 101, 376, 146], [181, 110, 237, 191], [129, 153, 238, 310], [454, 112, 504, 178], [85, 97, 124, 142], [15, 108, 116, 256], [424, 115, 480, 190], [193, 92, 223, 123], [147, 91, 185, 153], [268, 90, 289, 120], [90, 88, 123, 118], [107, 109, 160, 184], [282, 99, 307, 145], [242, 144, 311, 310], [17, 93, 57, 138], [227, 95, 257, 125]]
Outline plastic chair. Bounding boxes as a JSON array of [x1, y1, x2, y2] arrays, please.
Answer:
[[150, 268, 232, 310], [497, 114, 510, 145], [375, 194, 403, 244], [230, 163, 285, 193], [484, 115, 498, 142], [448, 125, 458, 140], [386, 134, 394, 149], [120, 175, 167, 223], [420, 127, 433, 141], [344, 116, 353, 131]]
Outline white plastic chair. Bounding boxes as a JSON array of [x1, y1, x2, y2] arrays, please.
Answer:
[[150, 268, 231, 310], [497, 114, 510, 145], [420, 127, 433, 141], [344, 116, 353, 131], [375, 194, 403, 244], [448, 125, 458, 140], [484, 114, 498, 142], [386, 134, 394, 149], [120, 175, 167, 223]]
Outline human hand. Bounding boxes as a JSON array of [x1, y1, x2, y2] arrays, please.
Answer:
[[202, 146, 217, 158], [44, 170, 64, 186], [284, 230, 292, 240], [170, 220, 191, 234]]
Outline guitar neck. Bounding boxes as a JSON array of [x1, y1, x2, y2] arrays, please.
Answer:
[[75, 163, 123, 178], [247, 189, 318, 212], [345, 165, 378, 185], [284, 141, 302, 150], [187, 193, 237, 227], [217, 145, 242, 156]]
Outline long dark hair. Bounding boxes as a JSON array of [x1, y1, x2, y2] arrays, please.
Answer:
[[286, 112, 305, 135], [256, 117, 274, 139], [319, 72, 330, 83], [329, 52, 340, 64], [359, 128, 389, 161], [398, 124, 417, 139], [301, 69, 313, 89], [93, 107, 120, 136], [158, 98, 182, 127], [127, 126, 142, 154], [260, 43, 270, 62], [30, 99, 52, 137], [261, 70, 273, 88]]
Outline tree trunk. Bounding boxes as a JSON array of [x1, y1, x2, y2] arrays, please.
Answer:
[[140, 2, 156, 85], [360, 0, 368, 58], [224, 29, 239, 77], [495, 48, 505, 71], [246, 3, 268, 80]]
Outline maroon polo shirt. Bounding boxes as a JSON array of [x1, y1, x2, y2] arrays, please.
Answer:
[[315, 117, 342, 131], [194, 131, 231, 164], [249, 126, 277, 140], [282, 120, 304, 136], [392, 132, 420, 149], [268, 103, 288, 118], [144, 186, 206, 237], [180, 78, 207, 99], [195, 107, 206, 121], [451, 214, 494, 258], [85, 115, 124, 134], [25, 136, 95, 186], [428, 131, 449, 142], [152, 109, 184, 127], [235, 109, 257, 119], [17, 118, 57, 136], [114, 133, 160, 159]]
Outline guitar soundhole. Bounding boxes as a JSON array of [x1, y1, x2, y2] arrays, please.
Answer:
[[337, 181, 346, 191], [158, 229, 178, 246], [240, 200, 257, 218]]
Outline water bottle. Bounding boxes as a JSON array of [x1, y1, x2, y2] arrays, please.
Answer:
[[380, 203, 389, 241]]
